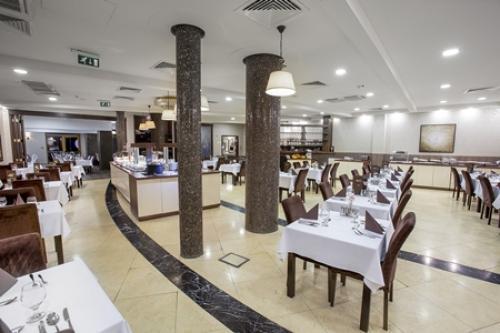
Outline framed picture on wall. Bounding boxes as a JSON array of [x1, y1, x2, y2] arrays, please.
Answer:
[[419, 124, 456, 153]]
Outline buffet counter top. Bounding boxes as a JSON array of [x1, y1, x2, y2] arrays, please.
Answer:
[[111, 162, 220, 180]]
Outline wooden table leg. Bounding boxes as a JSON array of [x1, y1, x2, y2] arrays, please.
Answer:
[[287, 253, 296, 298], [477, 197, 482, 213], [54, 235, 64, 265], [360, 284, 371, 332]]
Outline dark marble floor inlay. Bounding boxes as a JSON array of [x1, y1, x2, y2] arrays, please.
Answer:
[[221, 200, 500, 285], [105, 183, 290, 333], [219, 253, 250, 269]]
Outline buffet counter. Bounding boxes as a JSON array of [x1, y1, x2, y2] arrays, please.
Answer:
[[110, 162, 221, 221]]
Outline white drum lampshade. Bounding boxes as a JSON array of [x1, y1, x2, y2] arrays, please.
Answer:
[[161, 109, 176, 121], [265, 70, 296, 97], [138, 122, 148, 131]]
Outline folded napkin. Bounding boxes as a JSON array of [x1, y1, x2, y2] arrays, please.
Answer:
[[0, 319, 11, 333], [304, 204, 319, 220], [365, 211, 384, 234], [386, 179, 396, 189], [15, 193, 24, 205], [391, 174, 399, 181], [394, 170, 401, 176], [377, 190, 390, 204], [0, 268, 16, 297], [397, 166, 403, 172], [335, 188, 346, 197]]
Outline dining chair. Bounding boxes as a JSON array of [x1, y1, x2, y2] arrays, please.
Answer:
[[26, 171, 51, 182], [0, 165, 12, 182], [319, 182, 334, 201], [478, 176, 496, 225], [339, 174, 350, 189], [328, 212, 416, 331], [351, 169, 360, 178], [330, 162, 340, 188], [311, 164, 332, 194], [302, 161, 310, 168], [237, 160, 246, 185], [400, 179, 413, 198], [12, 179, 47, 201], [0, 233, 46, 277], [450, 167, 462, 201], [399, 172, 411, 190], [393, 190, 412, 228], [279, 168, 308, 202], [282, 162, 292, 173], [57, 162, 72, 172], [461, 170, 475, 210], [293, 161, 302, 169], [41, 167, 61, 181], [0, 188, 36, 205]]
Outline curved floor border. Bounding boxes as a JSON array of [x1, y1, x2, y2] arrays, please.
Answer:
[[105, 183, 290, 333]]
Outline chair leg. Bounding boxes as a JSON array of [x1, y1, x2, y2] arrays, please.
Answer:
[[303, 261, 307, 270], [389, 282, 394, 302], [383, 289, 389, 330], [341, 274, 346, 286], [329, 270, 337, 307], [488, 206, 492, 225], [456, 189, 460, 201], [481, 203, 485, 219]]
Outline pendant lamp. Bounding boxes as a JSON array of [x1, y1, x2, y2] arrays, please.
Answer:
[[144, 105, 156, 129], [266, 25, 296, 97]]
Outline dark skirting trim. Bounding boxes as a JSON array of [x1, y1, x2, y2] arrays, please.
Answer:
[[105, 183, 290, 333], [221, 200, 500, 285]]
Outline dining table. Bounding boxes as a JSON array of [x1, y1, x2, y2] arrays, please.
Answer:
[[461, 172, 500, 212], [324, 194, 397, 220], [219, 163, 241, 185], [279, 172, 308, 193], [44, 181, 70, 206], [279, 211, 394, 332], [37, 200, 71, 264], [0, 258, 132, 333], [202, 159, 218, 170]]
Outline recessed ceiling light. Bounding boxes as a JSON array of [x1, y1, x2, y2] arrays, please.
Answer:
[[230, 117, 236, 121], [477, 96, 486, 101], [382, 104, 389, 109], [440, 83, 451, 89], [442, 48, 460, 57], [440, 100, 448, 104], [354, 107, 360, 111], [281, 105, 287, 109], [320, 111, 324, 115], [335, 68, 347, 76], [225, 96, 232, 102], [48, 96, 58, 102], [302, 114, 307, 117], [366, 92, 374, 98], [317, 99, 324, 104], [13, 68, 28, 75]]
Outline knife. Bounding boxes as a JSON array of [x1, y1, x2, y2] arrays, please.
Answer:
[[39, 321, 47, 333], [63, 308, 73, 330]]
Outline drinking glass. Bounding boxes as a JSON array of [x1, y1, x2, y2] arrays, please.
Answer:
[[0, 197, 6, 207], [26, 196, 37, 204], [319, 203, 329, 226], [20, 282, 46, 323]]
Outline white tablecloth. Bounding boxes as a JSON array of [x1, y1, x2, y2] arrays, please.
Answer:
[[71, 165, 85, 181], [37, 200, 71, 238], [15, 165, 34, 179], [44, 181, 69, 205], [75, 159, 93, 167], [59, 171, 74, 187], [367, 183, 400, 200], [202, 159, 218, 169], [279, 211, 394, 292], [307, 168, 323, 184], [0, 258, 132, 333], [325, 195, 396, 220], [219, 163, 241, 176]]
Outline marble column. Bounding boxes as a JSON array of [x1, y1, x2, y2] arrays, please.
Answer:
[[171, 24, 205, 258], [243, 53, 282, 233], [115, 111, 127, 152]]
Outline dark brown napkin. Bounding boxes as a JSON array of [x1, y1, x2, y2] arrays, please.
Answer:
[[0, 319, 11, 333], [335, 188, 346, 197], [15, 193, 24, 205], [365, 211, 384, 234], [377, 190, 390, 204], [391, 174, 399, 181], [0, 268, 16, 297], [394, 170, 401, 176], [397, 166, 403, 172], [304, 204, 319, 219], [386, 179, 396, 189]]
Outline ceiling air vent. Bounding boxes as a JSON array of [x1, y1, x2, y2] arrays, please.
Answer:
[[119, 86, 142, 93], [22, 80, 59, 96], [301, 81, 327, 86], [153, 61, 176, 70], [0, 0, 28, 13], [464, 86, 500, 94], [113, 96, 134, 101], [325, 95, 366, 103], [0, 0, 31, 35], [237, 0, 305, 28]]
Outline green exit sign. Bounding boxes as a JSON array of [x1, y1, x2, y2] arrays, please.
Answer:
[[99, 100, 111, 107], [78, 54, 100, 68]]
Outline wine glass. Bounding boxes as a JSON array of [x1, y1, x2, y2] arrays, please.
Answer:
[[319, 203, 329, 226], [20, 282, 47, 323]]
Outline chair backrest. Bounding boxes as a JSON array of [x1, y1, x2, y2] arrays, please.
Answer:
[[339, 174, 350, 189], [12, 179, 46, 201], [294, 168, 309, 193], [302, 161, 309, 168], [351, 169, 360, 178], [321, 164, 332, 183], [319, 182, 334, 201], [0, 188, 36, 205], [281, 195, 307, 224], [382, 212, 416, 288], [461, 170, 474, 195], [362, 165, 371, 176], [0, 233, 46, 277], [0, 204, 41, 240], [400, 179, 413, 197], [293, 162, 302, 169], [57, 162, 72, 172], [330, 162, 339, 180], [41, 168, 60, 181], [393, 190, 412, 228], [27, 171, 51, 182], [0, 165, 12, 182], [400, 172, 411, 189], [478, 176, 494, 205], [451, 167, 461, 188], [282, 162, 292, 173]]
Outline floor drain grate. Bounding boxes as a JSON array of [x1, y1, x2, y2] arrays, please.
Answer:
[[219, 252, 250, 268]]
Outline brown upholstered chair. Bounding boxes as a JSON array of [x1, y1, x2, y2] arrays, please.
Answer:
[[12, 179, 46, 201], [282, 162, 292, 173], [292, 161, 302, 169], [450, 167, 462, 201], [393, 190, 412, 228], [351, 169, 360, 178], [57, 162, 72, 172], [311, 164, 332, 194], [0, 204, 42, 240], [400, 179, 413, 197], [302, 161, 309, 168], [0, 188, 36, 205], [40, 168, 60, 181], [281, 195, 307, 225], [362, 165, 371, 176], [339, 174, 350, 189], [461, 170, 475, 210], [399, 172, 411, 189], [328, 212, 416, 330], [0, 233, 46, 277], [237, 160, 246, 185], [279, 168, 308, 202], [26, 171, 51, 182], [330, 162, 340, 188], [319, 182, 334, 201], [478, 176, 497, 225]]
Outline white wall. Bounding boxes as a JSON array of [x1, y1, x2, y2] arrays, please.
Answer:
[[23, 116, 114, 133], [25, 132, 48, 163], [333, 108, 500, 157], [212, 123, 246, 156], [0, 109, 12, 163]]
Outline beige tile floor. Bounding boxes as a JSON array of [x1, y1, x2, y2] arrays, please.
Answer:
[[49, 178, 500, 332]]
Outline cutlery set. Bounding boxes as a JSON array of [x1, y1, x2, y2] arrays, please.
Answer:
[[39, 308, 74, 333]]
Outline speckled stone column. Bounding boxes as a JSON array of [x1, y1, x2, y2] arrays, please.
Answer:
[[243, 53, 282, 233], [171, 24, 205, 258]]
